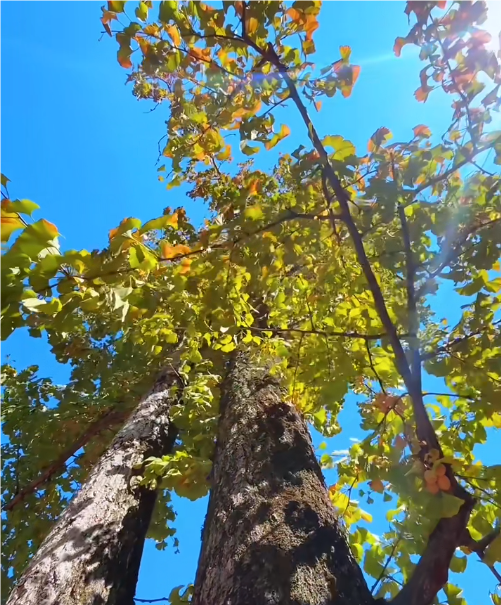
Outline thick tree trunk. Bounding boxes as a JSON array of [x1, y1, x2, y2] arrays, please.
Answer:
[[193, 351, 374, 605], [6, 366, 181, 605]]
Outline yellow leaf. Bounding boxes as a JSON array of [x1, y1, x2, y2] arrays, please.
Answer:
[[179, 258, 192, 275], [216, 145, 232, 161], [247, 17, 258, 34], [244, 205, 264, 221], [165, 212, 179, 229], [340, 45, 351, 62], [1, 203, 24, 242]]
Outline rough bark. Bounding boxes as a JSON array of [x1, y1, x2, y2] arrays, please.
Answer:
[[193, 351, 374, 605], [6, 366, 182, 605]]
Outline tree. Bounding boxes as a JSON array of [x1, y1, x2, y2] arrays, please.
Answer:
[[193, 350, 373, 605], [5, 364, 181, 605], [2, 1, 501, 605]]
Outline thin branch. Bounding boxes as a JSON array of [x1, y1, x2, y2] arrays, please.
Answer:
[[402, 138, 499, 203], [398, 202, 422, 392], [365, 340, 387, 394], [460, 527, 501, 585], [370, 536, 402, 594], [248, 325, 386, 341], [3, 408, 127, 512], [134, 598, 169, 603], [416, 218, 501, 298], [421, 319, 501, 361]]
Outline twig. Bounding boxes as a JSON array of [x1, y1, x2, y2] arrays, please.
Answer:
[[248, 325, 386, 341], [365, 340, 387, 394], [3, 408, 127, 511], [397, 203, 423, 407], [371, 536, 402, 594]]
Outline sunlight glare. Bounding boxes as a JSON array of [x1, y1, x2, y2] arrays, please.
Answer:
[[485, 1, 501, 52]]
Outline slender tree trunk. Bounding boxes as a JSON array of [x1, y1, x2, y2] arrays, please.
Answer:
[[193, 351, 374, 605], [6, 366, 182, 605]]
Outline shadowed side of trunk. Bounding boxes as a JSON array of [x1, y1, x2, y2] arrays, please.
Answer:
[[193, 351, 374, 605], [6, 366, 182, 605]]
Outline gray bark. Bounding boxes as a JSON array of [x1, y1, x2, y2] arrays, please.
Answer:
[[193, 351, 374, 605], [6, 366, 182, 605]]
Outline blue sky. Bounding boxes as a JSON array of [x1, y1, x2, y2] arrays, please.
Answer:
[[2, 2, 500, 603]]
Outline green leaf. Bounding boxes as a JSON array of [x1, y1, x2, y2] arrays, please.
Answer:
[[484, 534, 501, 566], [450, 554, 467, 573], [441, 493, 464, 518], [159, 0, 179, 23], [323, 135, 356, 161], [12, 219, 59, 258], [1, 173, 10, 187], [4, 199, 40, 217], [244, 206, 264, 221], [135, 1, 148, 21], [240, 142, 260, 156], [108, 1, 126, 12]]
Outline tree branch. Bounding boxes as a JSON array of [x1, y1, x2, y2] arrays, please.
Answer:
[[392, 495, 475, 605], [3, 408, 127, 512], [421, 319, 501, 361], [231, 23, 477, 605], [460, 527, 501, 585], [247, 325, 386, 341], [398, 203, 421, 390]]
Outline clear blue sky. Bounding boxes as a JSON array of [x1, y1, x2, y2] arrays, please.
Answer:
[[2, 2, 499, 603]]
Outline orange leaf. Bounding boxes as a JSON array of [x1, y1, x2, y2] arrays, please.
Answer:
[[144, 24, 161, 37], [189, 47, 206, 61], [248, 178, 260, 196], [304, 14, 319, 41], [216, 145, 232, 161], [413, 124, 432, 138], [340, 45, 351, 62], [368, 127, 392, 153], [137, 36, 151, 54], [101, 9, 117, 37], [282, 124, 291, 138], [119, 56, 132, 69], [179, 258, 192, 275], [351, 65, 361, 86], [234, 1, 244, 17], [341, 85, 352, 99], [165, 212, 179, 229], [161, 243, 191, 260], [314, 100, 322, 112], [437, 0, 447, 8], [369, 479, 384, 494], [393, 37, 407, 57], [165, 24, 181, 47], [414, 87, 429, 103], [286, 7, 302, 22]]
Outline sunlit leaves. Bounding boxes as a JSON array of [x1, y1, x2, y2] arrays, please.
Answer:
[[1, 203, 25, 243], [264, 124, 291, 151], [323, 135, 356, 161]]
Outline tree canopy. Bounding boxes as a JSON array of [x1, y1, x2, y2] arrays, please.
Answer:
[[2, 2, 501, 604]]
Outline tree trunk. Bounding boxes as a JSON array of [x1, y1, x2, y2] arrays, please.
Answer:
[[6, 366, 182, 605], [193, 351, 374, 605]]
